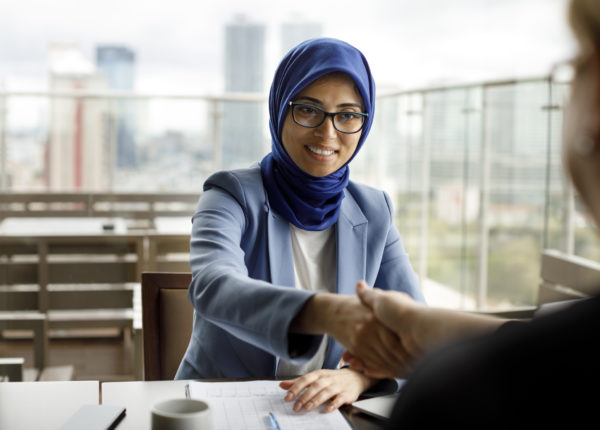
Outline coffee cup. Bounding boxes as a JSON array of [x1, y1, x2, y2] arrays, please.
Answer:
[[151, 398, 212, 430]]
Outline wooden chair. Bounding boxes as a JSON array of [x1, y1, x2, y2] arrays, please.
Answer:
[[141, 272, 193, 381]]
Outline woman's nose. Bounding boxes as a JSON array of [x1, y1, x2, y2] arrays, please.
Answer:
[[315, 116, 337, 138]]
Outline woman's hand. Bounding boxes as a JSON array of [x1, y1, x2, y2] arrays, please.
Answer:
[[291, 293, 410, 376], [279, 368, 374, 413]]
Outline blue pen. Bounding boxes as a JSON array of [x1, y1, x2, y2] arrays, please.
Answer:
[[267, 412, 282, 430]]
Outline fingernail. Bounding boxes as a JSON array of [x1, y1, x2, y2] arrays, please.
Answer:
[[285, 392, 293, 401], [305, 402, 314, 411], [294, 402, 302, 412]]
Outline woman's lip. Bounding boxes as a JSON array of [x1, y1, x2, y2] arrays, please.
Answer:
[[305, 145, 337, 156]]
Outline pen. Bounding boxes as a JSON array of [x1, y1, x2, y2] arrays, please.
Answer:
[[267, 412, 281, 430]]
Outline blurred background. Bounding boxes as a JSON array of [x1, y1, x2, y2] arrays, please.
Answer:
[[1, 0, 596, 313]]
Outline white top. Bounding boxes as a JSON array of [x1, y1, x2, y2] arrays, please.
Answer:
[[276, 224, 337, 378]]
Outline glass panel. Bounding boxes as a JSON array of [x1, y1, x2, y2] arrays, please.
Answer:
[[423, 88, 481, 309], [1, 80, 599, 310], [4, 97, 49, 191], [485, 82, 550, 307]]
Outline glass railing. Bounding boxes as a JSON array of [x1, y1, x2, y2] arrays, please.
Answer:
[[1, 76, 598, 309]]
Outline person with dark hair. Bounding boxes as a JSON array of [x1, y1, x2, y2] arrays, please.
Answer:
[[341, 1, 600, 424], [176, 37, 424, 412]]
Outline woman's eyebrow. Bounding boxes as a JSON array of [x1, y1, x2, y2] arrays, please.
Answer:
[[295, 96, 362, 109], [295, 96, 323, 105], [337, 102, 363, 109]]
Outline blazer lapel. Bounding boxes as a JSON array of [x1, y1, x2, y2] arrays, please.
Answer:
[[267, 210, 295, 287], [336, 191, 368, 295], [324, 192, 369, 369]]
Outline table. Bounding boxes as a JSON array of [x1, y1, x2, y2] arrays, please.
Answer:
[[102, 380, 189, 429], [101, 380, 384, 430], [0, 380, 384, 429], [0, 380, 99, 430]]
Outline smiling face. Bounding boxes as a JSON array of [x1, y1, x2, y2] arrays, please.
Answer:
[[281, 72, 364, 177]]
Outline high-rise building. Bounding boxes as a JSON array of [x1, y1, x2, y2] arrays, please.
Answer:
[[222, 16, 266, 169], [280, 19, 323, 56], [47, 44, 108, 191], [96, 45, 137, 168]]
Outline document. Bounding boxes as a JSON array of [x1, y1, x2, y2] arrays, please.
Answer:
[[187, 380, 352, 430]]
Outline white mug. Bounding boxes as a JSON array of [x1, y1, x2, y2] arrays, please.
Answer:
[[151, 398, 212, 430]]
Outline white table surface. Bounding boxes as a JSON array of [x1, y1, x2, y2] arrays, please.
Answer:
[[101, 380, 191, 430], [0, 380, 99, 430], [100, 380, 383, 430]]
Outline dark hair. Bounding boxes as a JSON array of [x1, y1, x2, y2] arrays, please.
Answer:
[[569, 0, 600, 57]]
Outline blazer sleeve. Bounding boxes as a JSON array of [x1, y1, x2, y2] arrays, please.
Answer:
[[187, 171, 322, 360], [373, 191, 426, 303]]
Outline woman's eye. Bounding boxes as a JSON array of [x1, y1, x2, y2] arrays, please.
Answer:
[[299, 106, 317, 114], [338, 112, 359, 121]]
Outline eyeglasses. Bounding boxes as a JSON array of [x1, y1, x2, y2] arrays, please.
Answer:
[[288, 101, 368, 134]]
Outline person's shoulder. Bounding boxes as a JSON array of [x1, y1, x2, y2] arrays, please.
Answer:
[[203, 165, 262, 191], [346, 180, 392, 213], [203, 164, 265, 208]]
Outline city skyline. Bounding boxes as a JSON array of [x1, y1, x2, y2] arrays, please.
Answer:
[[1, 0, 574, 94]]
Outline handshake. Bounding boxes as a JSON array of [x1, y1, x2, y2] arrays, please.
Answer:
[[335, 281, 504, 378]]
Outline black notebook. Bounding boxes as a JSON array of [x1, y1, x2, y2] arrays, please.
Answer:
[[59, 405, 126, 430]]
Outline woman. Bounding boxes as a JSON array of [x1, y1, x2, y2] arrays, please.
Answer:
[[175, 38, 425, 412], [342, 1, 600, 425]]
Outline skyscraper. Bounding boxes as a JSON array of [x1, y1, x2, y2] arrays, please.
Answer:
[[96, 45, 137, 168], [280, 19, 323, 56], [222, 16, 266, 169], [47, 44, 107, 191]]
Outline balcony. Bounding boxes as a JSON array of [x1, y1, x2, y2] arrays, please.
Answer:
[[1, 75, 599, 380]]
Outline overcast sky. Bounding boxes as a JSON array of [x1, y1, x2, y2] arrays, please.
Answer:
[[0, 0, 575, 93]]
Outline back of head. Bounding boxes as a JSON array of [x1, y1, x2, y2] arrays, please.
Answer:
[[570, 0, 600, 56]]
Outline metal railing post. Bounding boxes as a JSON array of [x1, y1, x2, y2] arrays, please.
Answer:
[[0, 90, 7, 191], [418, 94, 430, 285], [108, 98, 117, 192], [211, 99, 222, 172], [476, 86, 490, 309], [460, 89, 477, 307]]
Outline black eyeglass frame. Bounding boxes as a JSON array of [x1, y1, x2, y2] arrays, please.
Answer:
[[288, 101, 368, 134]]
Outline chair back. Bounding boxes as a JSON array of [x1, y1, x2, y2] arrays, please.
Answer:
[[539, 249, 600, 305], [141, 272, 193, 380]]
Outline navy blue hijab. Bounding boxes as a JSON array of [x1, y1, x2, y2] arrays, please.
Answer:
[[260, 38, 376, 231]]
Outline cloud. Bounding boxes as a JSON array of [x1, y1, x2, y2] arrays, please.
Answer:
[[0, 0, 574, 91]]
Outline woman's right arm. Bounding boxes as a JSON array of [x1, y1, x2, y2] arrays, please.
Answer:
[[188, 175, 322, 360]]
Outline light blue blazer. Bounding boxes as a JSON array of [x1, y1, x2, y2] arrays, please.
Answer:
[[175, 165, 425, 379]]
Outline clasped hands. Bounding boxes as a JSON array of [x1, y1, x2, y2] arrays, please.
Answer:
[[280, 281, 428, 412], [338, 280, 425, 379], [282, 281, 502, 411]]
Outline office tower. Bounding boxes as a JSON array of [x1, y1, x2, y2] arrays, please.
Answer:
[[222, 16, 266, 169], [280, 19, 323, 56], [96, 45, 137, 168], [47, 44, 108, 191]]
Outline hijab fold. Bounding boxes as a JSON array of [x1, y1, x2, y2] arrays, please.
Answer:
[[260, 38, 376, 231]]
